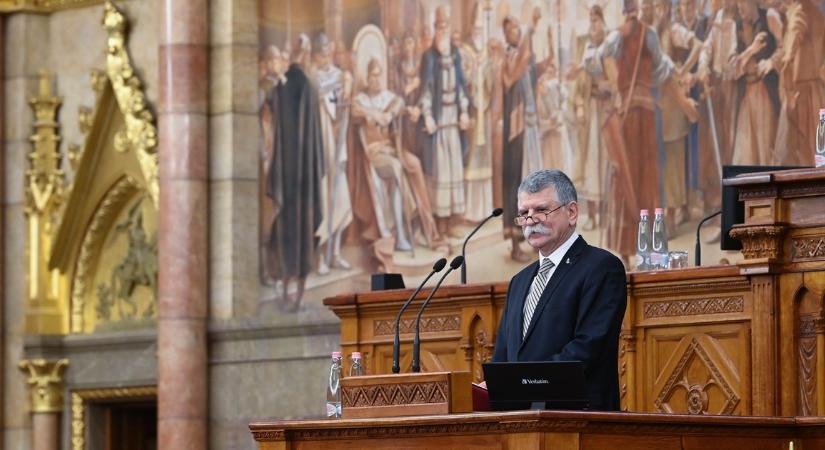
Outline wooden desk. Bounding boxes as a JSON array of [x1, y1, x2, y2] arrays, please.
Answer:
[[323, 168, 825, 417], [250, 410, 825, 450]]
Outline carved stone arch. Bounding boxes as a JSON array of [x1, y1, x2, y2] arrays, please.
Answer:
[[46, 1, 158, 334]]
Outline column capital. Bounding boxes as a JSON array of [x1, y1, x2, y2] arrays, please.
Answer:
[[19, 359, 69, 413]]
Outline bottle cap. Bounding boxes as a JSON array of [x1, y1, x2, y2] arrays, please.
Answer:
[[655, 208, 664, 215], [332, 351, 342, 358], [820, 108, 825, 114], [351, 352, 361, 359], [640, 209, 649, 216]]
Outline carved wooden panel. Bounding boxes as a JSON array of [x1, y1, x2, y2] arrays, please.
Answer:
[[341, 380, 448, 407], [373, 314, 460, 336], [643, 297, 744, 319], [645, 325, 749, 415]]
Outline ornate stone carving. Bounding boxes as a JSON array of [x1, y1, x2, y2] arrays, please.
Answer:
[[791, 236, 825, 260], [25, 71, 70, 334], [643, 297, 744, 319], [341, 381, 448, 408], [70, 176, 140, 332], [654, 337, 739, 415], [373, 315, 460, 335], [103, 1, 158, 206], [18, 359, 69, 413], [94, 200, 157, 322], [728, 225, 786, 260], [0, 0, 102, 13]]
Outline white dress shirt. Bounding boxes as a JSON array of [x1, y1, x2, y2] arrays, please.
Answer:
[[536, 231, 580, 289]]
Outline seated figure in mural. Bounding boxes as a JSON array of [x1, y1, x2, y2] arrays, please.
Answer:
[[350, 58, 441, 270]]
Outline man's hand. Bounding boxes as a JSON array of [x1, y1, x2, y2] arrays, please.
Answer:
[[425, 115, 437, 134]]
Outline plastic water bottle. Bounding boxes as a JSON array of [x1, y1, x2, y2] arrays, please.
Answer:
[[635, 209, 651, 271], [350, 352, 365, 377], [816, 108, 825, 167], [326, 351, 343, 418], [651, 208, 669, 269]]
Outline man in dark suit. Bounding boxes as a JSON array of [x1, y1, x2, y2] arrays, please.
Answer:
[[492, 169, 627, 411]]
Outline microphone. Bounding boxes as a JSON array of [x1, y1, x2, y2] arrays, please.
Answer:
[[461, 208, 503, 284], [392, 258, 447, 374], [695, 210, 722, 267], [411, 255, 463, 373]]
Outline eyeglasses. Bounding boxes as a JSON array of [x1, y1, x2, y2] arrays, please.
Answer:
[[514, 203, 568, 226]]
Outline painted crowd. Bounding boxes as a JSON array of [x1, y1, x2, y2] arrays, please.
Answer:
[[258, 0, 825, 308]]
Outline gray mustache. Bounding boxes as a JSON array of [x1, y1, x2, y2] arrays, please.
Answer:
[[523, 224, 551, 240]]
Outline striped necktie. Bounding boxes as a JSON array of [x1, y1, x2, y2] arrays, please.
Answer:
[[523, 258, 555, 339]]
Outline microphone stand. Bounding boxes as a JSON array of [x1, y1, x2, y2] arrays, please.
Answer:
[[695, 210, 722, 267], [461, 208, 503, 284], [392, 258, 447, 374], [412, 256, 463, 373]]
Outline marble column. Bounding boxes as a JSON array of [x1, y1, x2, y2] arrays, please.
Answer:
[[158, 0, 209, 449], [18, 359, 68, 450]]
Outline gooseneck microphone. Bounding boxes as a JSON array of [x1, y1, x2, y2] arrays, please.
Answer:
[[391, 258, 447, 374], [461, 208, 503, 284], [695, 210, 722, 267], [411, 255, 464, 373]]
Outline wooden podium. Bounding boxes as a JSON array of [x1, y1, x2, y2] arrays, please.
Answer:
[[250, 410, 825, 449], [322, 167, 825, 417]]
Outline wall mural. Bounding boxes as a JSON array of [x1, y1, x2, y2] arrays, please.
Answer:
[[258, 0, 825, 310]]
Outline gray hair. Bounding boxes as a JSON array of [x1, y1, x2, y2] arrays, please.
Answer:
[[518, 169, 577, 204]]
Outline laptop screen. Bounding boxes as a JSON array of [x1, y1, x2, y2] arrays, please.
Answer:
[[482, 361, 588, 410]]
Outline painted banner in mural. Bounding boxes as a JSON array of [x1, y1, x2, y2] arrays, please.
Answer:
[[258, 0, 825, 310]]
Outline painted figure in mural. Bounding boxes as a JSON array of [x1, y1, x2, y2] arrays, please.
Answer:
[[398, 34, 422, 165], [265, 33, 324, 311], [488, 38, 506, 216], [573, 5, 639, 262], [537, 25, 577, 184], [677, 0, 713, 219], [351, 58, 441, 269], [773, 0, 825, 166], [598, 0, 698, 225], [698, 0, 739, 219], [654, 0, 703, 227], [730, 0, 780, 166], [537, 42, 577, 185], [312, 33, 353, 275], [418, 6, 470, 238], [259, 45, 288, 285], [640, 0, 656, 26], [500, 7, 543, 263], [461, 7, 494, 223]]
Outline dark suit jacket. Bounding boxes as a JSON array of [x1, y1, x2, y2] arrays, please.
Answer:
[[492, 235, 627, 411]]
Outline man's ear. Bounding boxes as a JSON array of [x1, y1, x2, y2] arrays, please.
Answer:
[[567, 201, 579, 226]]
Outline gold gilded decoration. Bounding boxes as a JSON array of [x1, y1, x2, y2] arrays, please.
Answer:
[[95, 200, 157, 323], [103, 0, 158, 206], [25, 71, 70, 334], [0, 0, 102, 13], [728, 224, 786, 260], [47, 1, 158, 334], [18, 359, 69, 413], [69, 176, 141, 332], [71, 386, 156, 450]]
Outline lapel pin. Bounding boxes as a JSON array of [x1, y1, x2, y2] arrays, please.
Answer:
[[566, 258, 571, 264]]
